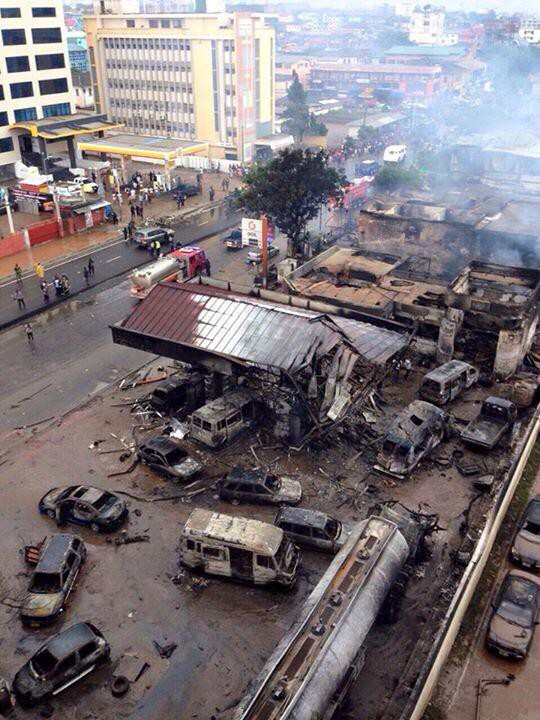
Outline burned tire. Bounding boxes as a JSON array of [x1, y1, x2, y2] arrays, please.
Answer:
[[111, 676, 130, 698]]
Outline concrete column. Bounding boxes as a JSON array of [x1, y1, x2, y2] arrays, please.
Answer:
[[211, 372, 223, 398], [38, 137, 49, 173], [436, 308, 464, 364], [494, 327, 526, 379], [67, 136, 77, 168]]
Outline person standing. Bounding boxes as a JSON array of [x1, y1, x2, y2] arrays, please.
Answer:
[[205, 258, 211, 277], [40, 280, 50, 303], [123, 225, 129, 243], [25, 323, 34, 345], [83, 266, 90, 286], [14, 263, 23, 285], [403, 357, 412, 379], [88, 257, 95, 277], [53, 275, 61, 296], [150, 239, 156, 258], [61, 274, 70, 295], [208, 186, 215, 202], [34, 262, 45, 281], [13, 288, 25, 310], [139, 204, 144, 219], [130, 204, 136, 220], [154, 238, 161, 257]]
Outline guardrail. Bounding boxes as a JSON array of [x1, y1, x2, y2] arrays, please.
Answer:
[[399, 404, 540, 720]]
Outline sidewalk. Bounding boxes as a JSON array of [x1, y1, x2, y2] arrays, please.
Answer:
[[0, 166, 240, 282]]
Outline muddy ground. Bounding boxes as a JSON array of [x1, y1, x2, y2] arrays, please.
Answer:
[[0, 360, 530, 720]]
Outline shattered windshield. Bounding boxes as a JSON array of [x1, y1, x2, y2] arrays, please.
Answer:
[[30, 572, 62, 593], [383, 439, 410, 457], [31, 648, 57, 676], [92, 492, 116, 511], [498, 577, 536, 628], [265, 474, 280, 491]]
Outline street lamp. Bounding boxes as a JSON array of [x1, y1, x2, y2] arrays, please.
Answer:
[[0, 186, 15, 234]]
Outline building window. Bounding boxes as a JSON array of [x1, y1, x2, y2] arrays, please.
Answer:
[[10, 82, 33, 99], [39, 78, 68, 95], [0, 111, 8, 126], [149, 19, 158, 28], [0, 7, 20, 17], [14, 107, 37, 122], [32, 28, 62, 44], [161, 19, 170, 28], [126, 19, 134, 27], [0, 86, 3, 101], [32, 7, 56, 16], [36, 53, 65, 70], [6, 56, 30, 73], [42, 102, 71, 117], [0, 137, 14, 153], [1, 28, 26, 45]]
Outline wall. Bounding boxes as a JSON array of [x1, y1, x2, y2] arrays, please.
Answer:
[[0, 232, 25, 258]]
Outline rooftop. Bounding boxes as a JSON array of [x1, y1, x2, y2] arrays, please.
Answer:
[[46, 623, 96, 659], [184, 509, 283, 556], [77, 133, 208, 161], [36, 534, 78, 574], [9, 113, 121, 140], [312, 61, 442, 75], [384, 44, 467, 56]]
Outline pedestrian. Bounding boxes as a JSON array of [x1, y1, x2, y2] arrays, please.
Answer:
[[91, 170, 97, 183], [40, 280, 50, 303], [13, 287, 25, 310], [205, 258, 211, 277], [208, 186, 215, 202], [403, 357, 412, 379], [391, 359, 401, 383], [177, 194, 182, 210], [14, 263, 23, 285], [180, 193, 185, 207], [88, 257, 95, 277], [130, 204, 136, 219], [61, 274, 70, 295], [150, 239, 156, 258], [83, 266, 90, 286], [221, 178, 227, 192], [53, 275, 61, 297], [25, 323, 34, 344], [154, 238, 161, 257], [139, 204, 143, 219], [225, 178, 230, 191], [196, 170, 203, 189], [123, 225, 129, 242], [34, 262, 45, 281]]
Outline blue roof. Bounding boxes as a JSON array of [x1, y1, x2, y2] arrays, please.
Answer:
[[385, 44, 467, 56]]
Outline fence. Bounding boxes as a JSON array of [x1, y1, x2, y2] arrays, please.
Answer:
[[0, 231, 25, 259], [27, 218, 61, 246]]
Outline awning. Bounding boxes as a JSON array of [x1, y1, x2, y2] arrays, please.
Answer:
[[77, 133, 209, 162], [72, 200, 111, 214], [9, 112, 122, 139], [255, 134, 295, 151]]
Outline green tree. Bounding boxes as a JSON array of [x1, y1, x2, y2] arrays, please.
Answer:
[[238, 148, 346, 258], [343, 136, 356, 154], [374, 164, 424, 192], [357, 124, 376, 142], [283, 71, 327, 141]]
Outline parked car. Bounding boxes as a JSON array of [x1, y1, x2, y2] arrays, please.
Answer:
[[149, 373, 206, 413], [274, 507, 349, 553], [136, 436, 203, 480], [511, 494, 540, 570], [134, 226, 175, 249], [419, 360, 479, 405], [246, 245, 280, 264], [460, 397, 517, 451], [13, 622, 110, 706], [173, 182, 199, 198], [217, 467, 302, 506], [224, 229, 242, 250], [38, 486, 128, 533], [20, 534, 86, 627], [486, 570, 540, 659], [375, 400, 450, 479]]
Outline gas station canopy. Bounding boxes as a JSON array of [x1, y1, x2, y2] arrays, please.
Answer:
[[9, 112, 122, 139], [77, 133, 209, 163]]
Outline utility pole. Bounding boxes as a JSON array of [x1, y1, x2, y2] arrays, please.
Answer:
[[0, 187, 14, 234], [261, 215, 268, 289]]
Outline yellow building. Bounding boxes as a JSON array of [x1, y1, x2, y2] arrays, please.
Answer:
[[84, 6, 275, 162]]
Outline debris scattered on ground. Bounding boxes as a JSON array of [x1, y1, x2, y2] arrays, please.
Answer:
[[153, 641, 178, 659], [163, 419, 189, 440], [108, 533, 150, 546]]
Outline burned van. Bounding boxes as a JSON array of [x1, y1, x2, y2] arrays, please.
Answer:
[[179, 509, 299, 587], [375, 400, 450, 479], [419, 360, 478, 405], [189, 391, 255, 448]]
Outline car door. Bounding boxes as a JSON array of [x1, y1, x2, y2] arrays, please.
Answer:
[[52, 653, 79, 694], [63, 550, 80, 603], [77, 641, 100, 672], [72, 501, 97, 527]]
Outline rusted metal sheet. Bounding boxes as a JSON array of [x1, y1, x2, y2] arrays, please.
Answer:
[[116, 283, 407, 371]]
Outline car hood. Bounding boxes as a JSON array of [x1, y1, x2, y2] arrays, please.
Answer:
[[101, 498, 127, 519], [277, 477, 302, 504], [489, 614, 532, 652], [375, 454, 407, 479], [21, 592, 63, 618], [40, 487, 66, 508], [513, 531, 540, 566], [173, 457, 203, 480]]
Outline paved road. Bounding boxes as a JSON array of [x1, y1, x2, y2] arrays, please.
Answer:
[[0, 205, 242, 330], [0, 221, 286, 431]]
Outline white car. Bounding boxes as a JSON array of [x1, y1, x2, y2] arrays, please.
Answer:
[[71, 177, 99, 193]]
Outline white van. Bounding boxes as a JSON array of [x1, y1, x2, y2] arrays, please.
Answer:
[[179, 509, 299, 587], [189, 391, 255, 448], [383, 145, 407, 163]]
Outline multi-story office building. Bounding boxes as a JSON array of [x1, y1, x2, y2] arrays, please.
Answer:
[[67, 31, 89, 71], [519, 18, 540, 45], [0, 0, 76, 178], [84, 3, 275, 162]]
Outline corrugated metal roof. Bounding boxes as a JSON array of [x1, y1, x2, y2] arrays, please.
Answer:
[[119, 283, 407, 370]]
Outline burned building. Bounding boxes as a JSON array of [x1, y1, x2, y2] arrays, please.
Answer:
[[442, 261, 540, 379], [111, 280, 408, 443], [285, 250, 540, 379]]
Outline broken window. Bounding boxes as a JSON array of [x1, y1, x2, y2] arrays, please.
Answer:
[[227, 411, 242, 426], [257, 555, 271, 568], [410, 415, 423, 427], [31, 649, 57, 676], [79, 642, 96, 661], [202, 546, 221, 559], [30, 572, 61, 593], [202, 420, 212, 431]]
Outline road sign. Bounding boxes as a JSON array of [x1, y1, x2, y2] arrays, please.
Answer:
[[242, 217, 262, 247]]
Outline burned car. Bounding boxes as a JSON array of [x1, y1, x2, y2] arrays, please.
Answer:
[[13, 622, 110, 706], [375, 400, 450, 478], [511, 494, 540, 570], [149, 373, 205, 413], [20, 534, 86, 627], [460, 397, 517, 451], [137, 436, 203, 481], [419, 360, 478, 405], [486, 570, 540, 659], [39, 486, 128, 533], [274, 507, 349, 553], [217, 467, 302, 506]]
